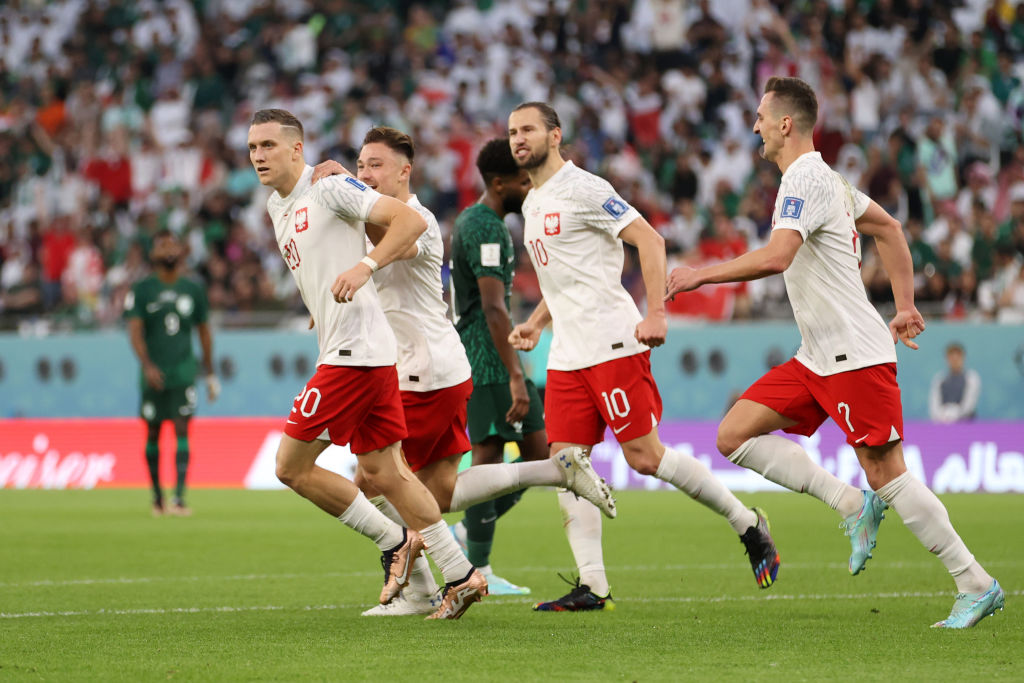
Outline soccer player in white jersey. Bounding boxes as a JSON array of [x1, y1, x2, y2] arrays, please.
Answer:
[[248, 108, 487, 619], [665, 77, 1004, 629], [310, 127, 615, 616], [506, 102, 781, 611]]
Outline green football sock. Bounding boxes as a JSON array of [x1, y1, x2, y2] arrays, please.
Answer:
[[174, 436, 190, 503], [463, 499, 498, 568], [145, 441, 162, 504]]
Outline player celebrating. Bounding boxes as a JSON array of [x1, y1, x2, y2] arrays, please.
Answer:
[[249, 108, 485, 620], [125, 229, 218, 517], [311, 129, 614, 615], [507, 102, 781, 611], [447, 138, 550, 596], [665, 76, 1003, 629]]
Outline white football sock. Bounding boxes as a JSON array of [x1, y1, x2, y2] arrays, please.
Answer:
[[728, 435, 863, 519], [875, 472, 993, 594], [419, 520, 474, 584], [369, 495, 438, 596], [655, 446, 756, 533], [558, 489, 609, 596], [337, 491, 404, 551], [448, 459, 563, 512]]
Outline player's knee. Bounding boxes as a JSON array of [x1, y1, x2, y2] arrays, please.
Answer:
[[622, 445, 660, 476], [275, 460, 306, 492], [716, 425, 746, 459]]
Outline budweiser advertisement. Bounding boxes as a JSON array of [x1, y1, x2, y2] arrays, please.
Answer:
[[1, 418, 1022, 493]]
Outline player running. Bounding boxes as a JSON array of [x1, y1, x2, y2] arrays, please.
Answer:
[[666, 76, 1003, 629], [507, 102, 781, 611]]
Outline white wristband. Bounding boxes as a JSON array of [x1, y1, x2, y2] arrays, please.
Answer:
[[360, 255, 379, 272]]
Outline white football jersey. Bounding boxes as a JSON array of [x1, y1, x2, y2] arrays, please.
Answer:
[[772, 152, 897, 376], [266, 165, 396, 368], [521, 161, 647, 371], [370, 195, 471, 391]]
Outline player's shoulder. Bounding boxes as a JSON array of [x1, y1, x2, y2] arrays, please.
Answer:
[[130, 273, 157, 294], [455, 204, 504, 236], [780, 156, 833, 196], [307, 173, 374, 206], [561, 164, 623, 206]]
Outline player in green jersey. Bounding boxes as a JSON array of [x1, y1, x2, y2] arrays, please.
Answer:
[[448, 138, 547, 594], [124, 230, 218, 516]]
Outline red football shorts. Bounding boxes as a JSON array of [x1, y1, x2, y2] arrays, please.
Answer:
[[740, 358, 904, 447], [284, 364, 407, 454], [545, 351, 663, 446], [401, 378, 473, 472]]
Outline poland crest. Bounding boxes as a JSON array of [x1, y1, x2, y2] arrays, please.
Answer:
[[544, 212, 561, 235]]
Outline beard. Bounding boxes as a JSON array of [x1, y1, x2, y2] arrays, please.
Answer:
[[158, 256, 180, 269], [515, 146, 549, 170]]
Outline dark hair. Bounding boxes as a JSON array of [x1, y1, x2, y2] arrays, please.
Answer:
[[476, 138, 519, 184], [763, 77, 818, 133], [946, 342, 965, 354], [512, 101, 561, 131], [362, 126, 415, 161], [152, 228, 177, 243], [251, 108, 304, 139]]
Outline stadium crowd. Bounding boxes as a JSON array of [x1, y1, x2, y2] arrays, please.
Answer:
[[1, 0, 1024, 331]]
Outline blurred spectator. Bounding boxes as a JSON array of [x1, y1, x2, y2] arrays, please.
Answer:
[[929, 342, 981, 422]]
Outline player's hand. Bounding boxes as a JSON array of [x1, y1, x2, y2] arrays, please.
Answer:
[[143, 361, 165, 390], [331, 264, 373, 303], [635, 313, 667, 348], [206, 374, 221, 402], [508, 322, 540, 351], [664, 266, 703, 301], [506, 374, 529, 423], [889, 308, 926, 350], [311, 159, 353, 184]]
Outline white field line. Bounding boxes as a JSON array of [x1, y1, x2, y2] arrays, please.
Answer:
[[1, 560, 1021, 589], [1, 589, 1019, 620]]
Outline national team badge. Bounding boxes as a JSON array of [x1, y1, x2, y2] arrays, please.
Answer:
[[295, 207, 309, 232], [781, 196, 804, 219], [602, 196, 629, 218], [544, 213, 561, 236]]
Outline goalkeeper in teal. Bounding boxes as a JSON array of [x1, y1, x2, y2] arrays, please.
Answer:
[[448, 138, 547, 594], [124, 230, 218, 516]]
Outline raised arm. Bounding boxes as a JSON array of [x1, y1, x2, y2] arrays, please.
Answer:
[[665, 229, 803, 298]]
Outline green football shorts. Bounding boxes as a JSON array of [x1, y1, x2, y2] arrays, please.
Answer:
[[466, 378, 545, 445]]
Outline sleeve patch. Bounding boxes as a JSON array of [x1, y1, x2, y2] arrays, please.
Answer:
[[602, 196, 630, 219], [781, 196, 804, 219], [480, 243, 500, 267], [344, 176, 368, 191]]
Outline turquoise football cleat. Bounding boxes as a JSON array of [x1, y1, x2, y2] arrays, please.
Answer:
[[842, 490, 887, 575], [932, 580, 1005, 629]]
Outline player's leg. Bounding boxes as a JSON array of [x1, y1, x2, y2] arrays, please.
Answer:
[[487, 380, 547, 521], [534, 368, 613, 611], [141, 410, 163, 516], [719, 360, 865, 520], [859, 440, 1003, 627], [169, 414, 192, 516]]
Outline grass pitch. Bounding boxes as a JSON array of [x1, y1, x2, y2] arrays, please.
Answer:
[[1, 488, 1020, 681]]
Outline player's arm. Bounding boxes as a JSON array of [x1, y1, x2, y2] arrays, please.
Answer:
[[665, 229, 803, 298], [196, 321, 219, 401], [127, 317, 164, 391], [509, 298, 550, 351], [619, 217, 668, 347], [479, 276, 530, 423], [855, 199, 925, 349], [311, 159, 420, 261], [330, 196, 427, 303]]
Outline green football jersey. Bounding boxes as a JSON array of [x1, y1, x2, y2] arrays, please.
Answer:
[[123, 275, 209, 389], [450, 203, 522, 386]]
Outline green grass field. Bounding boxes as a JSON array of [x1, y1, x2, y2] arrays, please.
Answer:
[[1, 489, 1020, 681]]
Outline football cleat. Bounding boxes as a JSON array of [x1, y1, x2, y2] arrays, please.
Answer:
[[533, 575, 614, 612], [482, 572, 531, 595], [362, 590, 441, 617], [841, 490, 887, 575], [379, 528, 425, 604], [169, 499, 192, 517], [554, 446, 616, 519], [425, 569, 488, 620], [739, 507, 780, 589], [932, 580, 1005, 629]]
